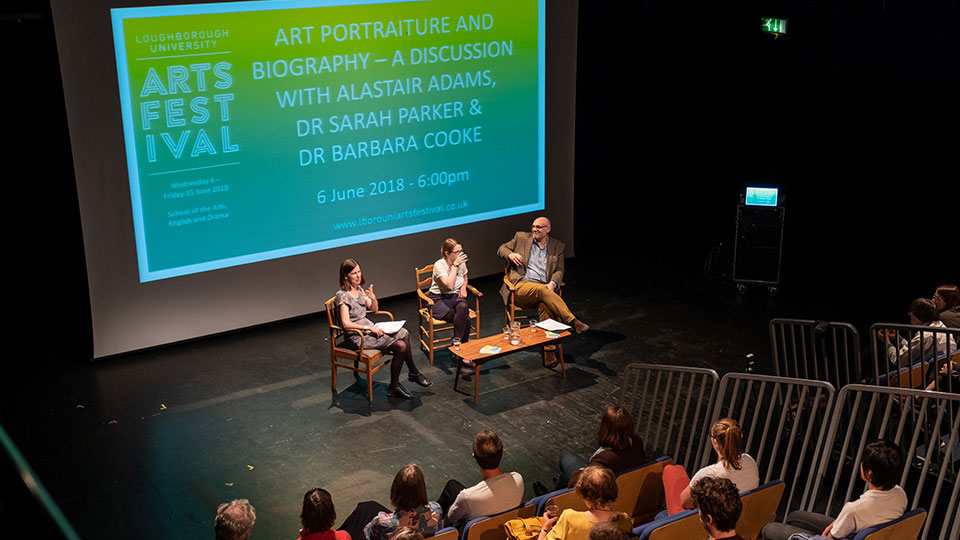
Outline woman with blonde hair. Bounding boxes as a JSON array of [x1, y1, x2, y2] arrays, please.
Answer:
[[428, 238, 472, 350], [538, 465, 633, 540], [679, 418, 759, 509]]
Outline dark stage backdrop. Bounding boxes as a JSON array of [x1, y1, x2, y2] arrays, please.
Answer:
[[574, 0, 958, 329], [5, 0, 956, 362], [42, 0, 578, 358]]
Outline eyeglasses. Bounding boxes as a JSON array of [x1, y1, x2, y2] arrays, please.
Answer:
[[531, 225, 547, 230]]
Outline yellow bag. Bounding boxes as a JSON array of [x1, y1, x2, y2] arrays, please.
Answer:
[[503, 516, 545, 540]]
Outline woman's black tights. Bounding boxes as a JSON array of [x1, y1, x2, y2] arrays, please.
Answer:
[[388, 335, 418, 386]]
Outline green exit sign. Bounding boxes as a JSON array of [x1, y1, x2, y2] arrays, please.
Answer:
[[762, 17, 788, 34]]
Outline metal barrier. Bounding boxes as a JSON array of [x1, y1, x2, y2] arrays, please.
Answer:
[[803, 384, 960, 540], [702, 373, 836, 521], [0, 423, 82, 540], [870, 323, 959, 392], [770, 318, 863, 389], [618, 363, 720, 473]]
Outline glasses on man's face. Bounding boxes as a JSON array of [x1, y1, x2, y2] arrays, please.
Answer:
[[531, 225, 547, 230]]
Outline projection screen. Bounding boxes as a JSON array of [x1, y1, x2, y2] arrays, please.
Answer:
[[50, 0, 577, 358]]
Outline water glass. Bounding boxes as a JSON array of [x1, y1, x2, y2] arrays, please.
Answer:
[[503, 326, 510, 340], [453, 337, 461, 351], [545, 504, 559, 518], [529, 318, 538, 333], [509, 328, 521, 346]]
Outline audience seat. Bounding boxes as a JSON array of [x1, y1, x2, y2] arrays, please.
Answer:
[[613, 457, 672, 525], [879, 347, 959, 388], [787, 508, 926, 540], [431, 526, 459, 540], [526, 457, 673, 524], [632, 480, 784, 540], [462, 505, 537, 540]]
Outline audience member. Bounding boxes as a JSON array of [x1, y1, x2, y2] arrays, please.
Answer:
[[761, 440, 906, 540], [338, 464, 441, 540], [552, 406, 647, 491], [215, 499, 256, 540], [335, 258, 431, 399], [429, 239, 473, 361], [680, 418, 759, 509], [538, 465, 632, 540], [587, 522, 629, 540], [296, 488, 350, 540], [933, 284, 960, 328], [390, 527, 424, 540], [438, 429, 525, 527], [881, 298, 956, 366], [690, 477, 747, 540]]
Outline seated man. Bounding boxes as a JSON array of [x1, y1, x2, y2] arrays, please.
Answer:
[[689, 477, 746, 540], [761, 439, 906, 540], [498, 216, 588, 366], [438, 429, 524, 528]]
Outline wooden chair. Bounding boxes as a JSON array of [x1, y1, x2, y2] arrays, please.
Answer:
[[325, 296, 395, 401], [415, 264, 482, 364], [502, 267, 563, 326], [462, 505, 537, 540]]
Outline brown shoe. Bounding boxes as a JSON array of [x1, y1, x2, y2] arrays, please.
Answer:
[[572, 319, 589, 334], [543, 350, 559, 368]]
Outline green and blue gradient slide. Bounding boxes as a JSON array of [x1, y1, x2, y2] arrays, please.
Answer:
[[112, 0, 544, 282]]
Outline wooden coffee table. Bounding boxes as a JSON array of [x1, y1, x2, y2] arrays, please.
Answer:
[[451, 327, 571, 403]]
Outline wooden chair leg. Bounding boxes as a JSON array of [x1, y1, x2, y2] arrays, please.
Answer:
[[558, 344, 566, 379], [366, 362, 374, 402], [331, 360, 337, 390]]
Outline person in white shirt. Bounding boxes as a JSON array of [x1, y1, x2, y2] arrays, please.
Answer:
[[437, 430, 525, 527], [882, 298, 957, 366], [680, 418, 760, 509], [761, 439, 907, 540]]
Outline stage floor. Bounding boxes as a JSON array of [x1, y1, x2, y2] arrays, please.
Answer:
[[2, 258, 782, 540]]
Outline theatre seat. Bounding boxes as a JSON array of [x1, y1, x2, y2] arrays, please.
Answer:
[[462, 505, 536, 540]]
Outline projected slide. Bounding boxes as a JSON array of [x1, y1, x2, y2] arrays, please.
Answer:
[[111, 0, 544, 282]]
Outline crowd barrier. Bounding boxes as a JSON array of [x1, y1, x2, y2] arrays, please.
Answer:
[[870, 322, 959, 393], [703, 373, 835, 521], [618, 364, 720, 473], [799, 384, 959, 540], [770, 318, 862, 389]]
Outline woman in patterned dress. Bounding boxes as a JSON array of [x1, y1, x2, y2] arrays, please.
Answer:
[[336, 258, 431, 399]]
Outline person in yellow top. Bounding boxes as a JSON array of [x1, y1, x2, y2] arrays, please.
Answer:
[[537, 465, 632, 540]]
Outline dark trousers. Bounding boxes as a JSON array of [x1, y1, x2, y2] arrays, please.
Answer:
[[437, 479, 466, 528], [555, 451, 588, 490], [339, 501, 390, 540], [761, 510, 834, 540]]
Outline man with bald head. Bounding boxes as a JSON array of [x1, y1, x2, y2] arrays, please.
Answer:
[[498, 217, 588, 366]]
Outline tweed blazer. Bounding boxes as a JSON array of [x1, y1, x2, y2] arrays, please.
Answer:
[[497, 231, 565, 304]]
